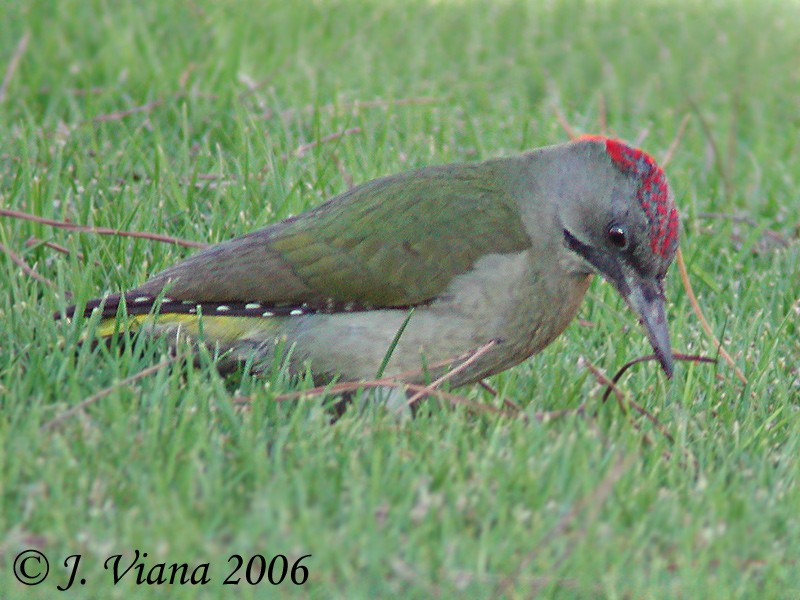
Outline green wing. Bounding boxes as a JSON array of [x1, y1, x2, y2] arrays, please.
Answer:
[[136, 161, 531, 309]]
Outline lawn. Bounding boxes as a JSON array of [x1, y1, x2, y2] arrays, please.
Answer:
[[1, 0, 798, 597]]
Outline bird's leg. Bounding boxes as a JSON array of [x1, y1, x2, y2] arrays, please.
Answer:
[[327, 385, 416, 423]]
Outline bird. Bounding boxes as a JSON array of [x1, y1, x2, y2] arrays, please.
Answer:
[[59, 136, 680, 390]]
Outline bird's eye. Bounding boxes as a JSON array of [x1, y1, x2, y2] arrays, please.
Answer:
[[607, 225, 628, 249]]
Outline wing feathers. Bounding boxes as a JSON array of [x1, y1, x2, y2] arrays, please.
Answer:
[[62, 159, 533, 321]]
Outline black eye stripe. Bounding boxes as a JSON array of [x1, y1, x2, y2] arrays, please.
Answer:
[[563, 229, 628, 294]]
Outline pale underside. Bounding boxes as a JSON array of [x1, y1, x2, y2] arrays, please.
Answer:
[[124, 250, 592, 386]]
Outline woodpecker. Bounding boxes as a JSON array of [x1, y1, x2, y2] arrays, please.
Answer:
[[61, 136, 679, 387]]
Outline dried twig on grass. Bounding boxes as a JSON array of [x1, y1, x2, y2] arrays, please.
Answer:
[[401, 339, 498, 410], [587, 357, 703, 473], [0, 32, 30, 103], [582, 358, 674, 444], [236, 340, 524, 418], [0, 241, 56, 288], [0, 208, 208, 249], [92, 99, 163, 123], [287, 127, 363, 159], [676, 247, 747, 384], [661, 114, 691, 167], [237, 337, 593, 422], [241, 379, 586, 423], [26, 236, 80, 258], [552, 104, 578, 140], [268, 379, 511, 417], [25, 236, 106, 267], [600, 352, 717, 403], [634, 125, 651, 147]]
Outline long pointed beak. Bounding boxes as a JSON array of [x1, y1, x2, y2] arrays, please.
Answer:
[[623, 276, 674, 377], [560, 229, 674, 376]]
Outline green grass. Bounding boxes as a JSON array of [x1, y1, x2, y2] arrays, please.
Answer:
[[1, 0, 799, 597]]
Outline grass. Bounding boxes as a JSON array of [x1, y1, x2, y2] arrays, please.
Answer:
[[1, 0, 799, 597]]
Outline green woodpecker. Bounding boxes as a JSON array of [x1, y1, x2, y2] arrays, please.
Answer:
[[60, 136, 679, 387]]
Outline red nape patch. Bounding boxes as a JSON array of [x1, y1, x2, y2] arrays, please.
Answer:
[[578, 135, 679, 259]]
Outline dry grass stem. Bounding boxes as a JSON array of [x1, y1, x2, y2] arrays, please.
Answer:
[[0, 32, 30, 103], [677, 247, 747, 384], [290, 127, 362, 159], [92, 99, 164, 123], [552, 105, 578, 140], [661, 114, 691, 167], [0, 208, 208, 249], [601, 352, 716, 403], [583, 358, 675, 444], [0, 241, 56, 288], [401, 339, 499, 410]]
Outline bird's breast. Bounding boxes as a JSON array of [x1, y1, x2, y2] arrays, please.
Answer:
[[431, 250, 592, 374], [280, 251, 593, 386]]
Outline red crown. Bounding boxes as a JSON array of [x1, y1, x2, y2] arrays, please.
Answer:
[[578, 135, 679, 259]]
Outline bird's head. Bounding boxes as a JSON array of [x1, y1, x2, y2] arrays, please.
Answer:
[[558, 136, 679, 377]]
